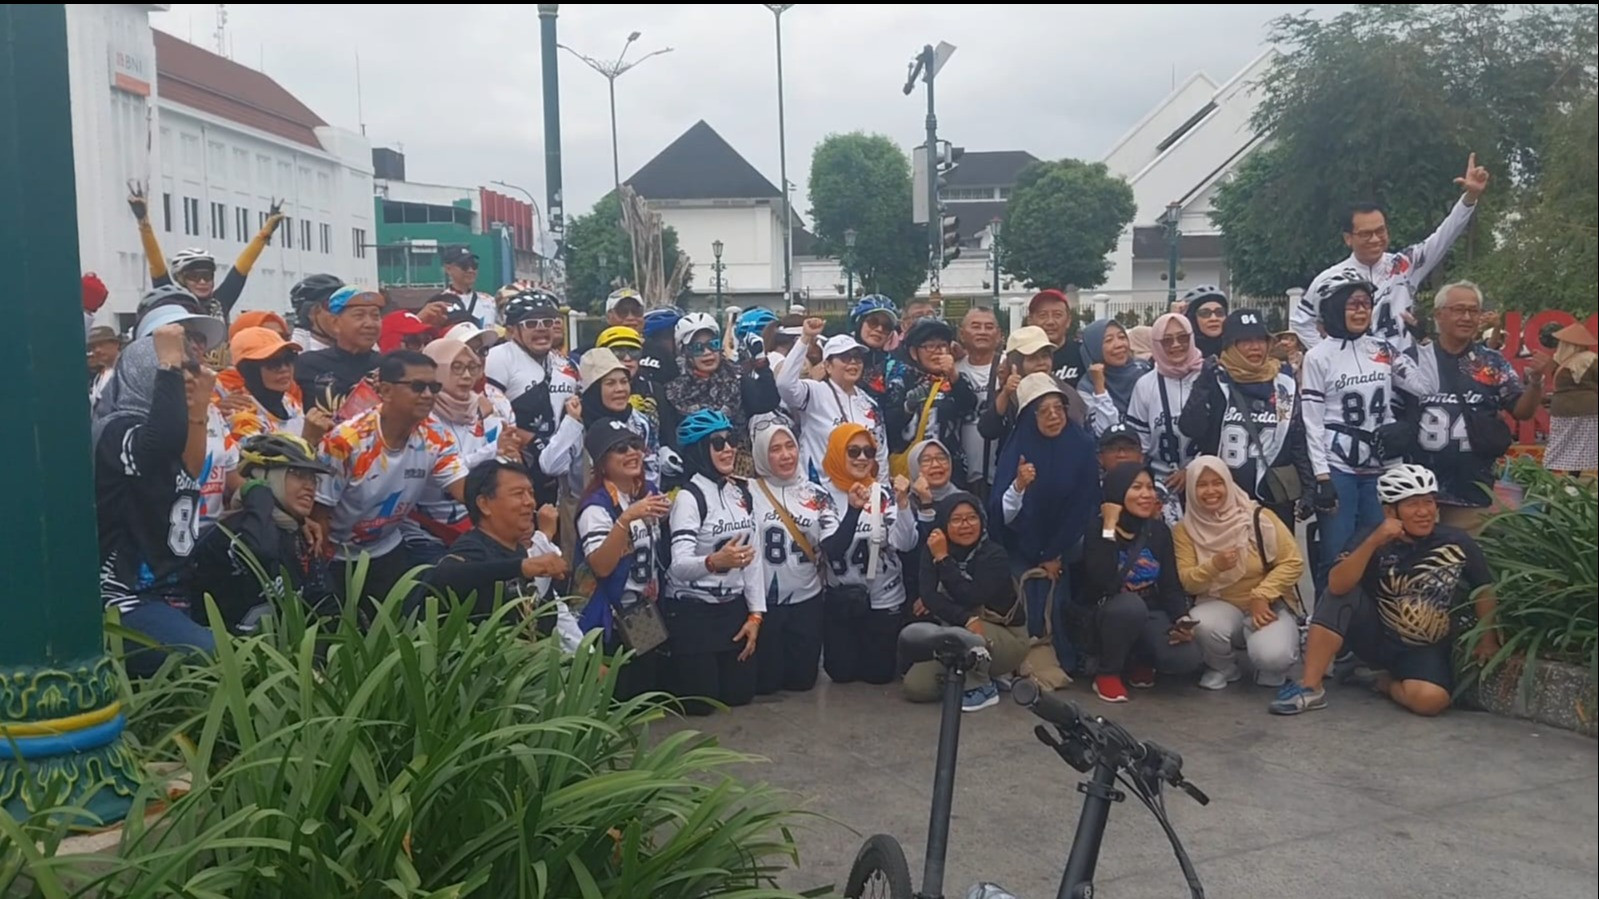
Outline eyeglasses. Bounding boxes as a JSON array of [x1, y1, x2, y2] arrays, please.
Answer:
[[687, 338, 722, 355], [860, 316, 893, 330], [946, 513, 981, 528], [1195, 307, 1227, 320], [1035, 399, 1067, 418], [1158, 333, 1192, 347], [1438, 306, 1481, 317], [845, 444, 874, 460], [385, 378, 444, 395], [708, 434, 732, 452], [261, 352, 298, 370], [1351, 226, 1388, 242], [1345, 299, 1373, 311], [450, 361, 484, 377]]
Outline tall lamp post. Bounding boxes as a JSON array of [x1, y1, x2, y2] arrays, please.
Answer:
[[763, 4, 795, 305], [1162, 200, 1183, 307], [711, 239, 727, 312], [843, 228, 857, 300], [989, 217, 1002, 304], [597, 250, 611, 302], [558, 32, 673, 193]]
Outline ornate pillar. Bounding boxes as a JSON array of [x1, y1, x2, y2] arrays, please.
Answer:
[[0, 3, 139, 825]]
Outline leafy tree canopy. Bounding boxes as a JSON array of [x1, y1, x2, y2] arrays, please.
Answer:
[[807, 132, 929, 303], [1001, 159, 1136, 291]]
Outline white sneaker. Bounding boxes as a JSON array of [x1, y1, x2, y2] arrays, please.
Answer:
[[1198, 666, 1242, 690]]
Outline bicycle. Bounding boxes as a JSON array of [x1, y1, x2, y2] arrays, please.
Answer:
[[842, 621, 1210, 899]]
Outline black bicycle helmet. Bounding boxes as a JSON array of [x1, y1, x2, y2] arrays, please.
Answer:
[[502, 288, 562, 326], [135, 283, 204, 320], [290, 273, 346, 328], [238, 433, 333, 476]]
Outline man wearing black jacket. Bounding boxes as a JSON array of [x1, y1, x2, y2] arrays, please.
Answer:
[[1027, 289, 1086, 389], [294, 286, 386, 412], [428, 460, 566, 620]]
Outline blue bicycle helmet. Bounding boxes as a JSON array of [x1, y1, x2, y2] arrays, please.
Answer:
[[850, 294, 900, 326], [643, 306, 682, 339], [735, 306, 779, 340], [677, 408, 734, 447]]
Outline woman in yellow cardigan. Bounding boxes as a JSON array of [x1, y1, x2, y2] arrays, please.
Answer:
[[1175, 454, 1304, 689]]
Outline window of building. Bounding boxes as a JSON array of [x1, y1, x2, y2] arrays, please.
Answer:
[[210, 202, 227, 240], [941, 187, 995, 202], [280, 216, 293, 248], [300, 219, 312, 250], [235, 207, 249, 242], [353, 228, 368, 259], [319, 222, 332, 254], [182, 197, 200, 236], [161, 193, 173, 232]]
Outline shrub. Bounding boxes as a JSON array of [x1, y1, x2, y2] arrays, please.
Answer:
[[3, 578, 816, 898]]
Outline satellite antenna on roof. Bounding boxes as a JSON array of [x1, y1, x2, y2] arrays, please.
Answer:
[[214, 4, 229, 58]]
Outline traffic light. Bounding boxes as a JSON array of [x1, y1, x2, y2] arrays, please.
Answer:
[[934, 141, 964, 198], [940, 207, 961, 267]]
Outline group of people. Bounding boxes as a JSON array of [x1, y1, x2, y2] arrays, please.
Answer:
[[83, 154, 1594, 723]]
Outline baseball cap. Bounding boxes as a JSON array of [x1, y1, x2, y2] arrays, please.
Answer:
[[1097, 422, 1141, 449], [822, 334, 866, 359], [229, 310, 290, 342], [326, 286, 385, 314], [1006, 325, 1056, 356], [605, 288, 643, 314], [86, 325, 121, 346], [585, 418, 643, 461], [135, 303, 226, 352], [379, 311, 433, 352], [1028, 288, 1071, 313], [230, 326, 302, 362], [1223, 309, 1270, 345], [444, 321, 500, 349], [579, 347, 628, 391], [441, 246, 479, 267]]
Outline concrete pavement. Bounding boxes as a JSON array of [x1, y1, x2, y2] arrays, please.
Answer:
[[685, 675, 1598, 898]]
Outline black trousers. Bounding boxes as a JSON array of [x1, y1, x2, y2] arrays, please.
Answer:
[[1096, 592, 1202, 676], [660, 598, 757, 716], [755, 597, 824, 695], [822, 600, 902, 686], [610, 642, 661, 702], [334, 546, 421, 618]]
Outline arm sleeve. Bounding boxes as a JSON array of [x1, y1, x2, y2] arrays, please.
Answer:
[[122, 369, 190, 474], [775, 336, 813, 412], [741, 366, 781, 418], [428, 555, 525, 596], [1178, 368, 1219, 452], [1387, 343, 1426, 397], [1153, 528, 1188, 619], [668, 488, 712, 582], [1255, 510, 1305, 599], [977, 397, 1009, 441], [483, 348, 514, 394], [1405, 196, 1476, 286], [1085, 389, 1120, 434], [940, 374, 977, 422], [873, 410, 891, 485], [1285, 396, 1315, 490], [1001, 484, 1025, 524], [921, 556, 974, 624], [1078, 533, 1119, 606], [886, 498, 919, 552], [1172, 522, 1220, 596], [212, 214, 283, 316], [138, 219, 169, 284], [1291, 276, 1325, 351], [741, 535, 767, 614], [539, 415, 583, 476], [1299, 351, 1331, 478], [203, 482, 283, 572], [820, 504, 861, 558], [1048, 449, 1100, 559], [430, 436, 467, 492], [1126, 377, 1156, 458]]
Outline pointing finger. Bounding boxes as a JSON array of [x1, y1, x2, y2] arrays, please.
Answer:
[[1467, 151, 1476, 172]]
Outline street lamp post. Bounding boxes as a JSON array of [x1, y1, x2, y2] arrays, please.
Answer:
[[843, 228, 857, 301], [763, 4, 795, 305], [558, 33, 673, 193], [989, 217, 1002, 304], [1162, 201, 1182, 306], [597, 250, 610, 301], [711, 239, 726, 312]]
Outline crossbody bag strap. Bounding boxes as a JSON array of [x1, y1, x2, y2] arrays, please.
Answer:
[[1112, 524, 1153, 596], [756, 479, 818, 565], [912, 379, 941, 445], [1252, 506, 1273, 574]]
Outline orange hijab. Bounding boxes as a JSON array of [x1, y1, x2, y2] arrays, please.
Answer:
[[823, 422, 878, 493]]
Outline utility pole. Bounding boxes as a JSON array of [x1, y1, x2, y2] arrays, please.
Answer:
[[1162, 201, 1182, 307], [537, 6, 565, 256], [904, 42, 954, 295], [989, 218, 1002, 304], [1, 4, 139, 824], [764, 5, 795, 306]]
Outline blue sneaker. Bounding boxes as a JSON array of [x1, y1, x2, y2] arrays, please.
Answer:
[[1268, 681, 1327, 716], [962, 682, 1000, 713]]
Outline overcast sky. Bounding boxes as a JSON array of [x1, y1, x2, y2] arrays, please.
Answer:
[[154, 4, 1345, 228]]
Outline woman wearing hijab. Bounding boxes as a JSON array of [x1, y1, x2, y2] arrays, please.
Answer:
[[1178, 309, 1313, 533], [408, 337, 515, 551], [1176, 455, 1304, 690], [1078, 462, 1202, 703], [818, 423, 918, 685], [902, 492, 1027, 712], [750, 419, 839, 694], [216, 326, 326, 445], [1081, 318, 1151, 433], [1544, 323, 1597, 475], [904, 438, 958, 607], [1126, 313, 1204, 496], [542, 347, 660, 498], [665, 314, 774, 469], [989, 373, 1101, 675], [1181, 285, 1230, 359], [1127, 325, 1154, 363], [663, 410, 767, 715]]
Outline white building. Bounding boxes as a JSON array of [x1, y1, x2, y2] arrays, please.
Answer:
[[1097, 49, 1277, 309], [67, 5, 375, 330]]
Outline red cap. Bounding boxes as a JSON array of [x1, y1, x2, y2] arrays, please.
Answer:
[[82, 273, 109, 313], [1028, 288, 1071, 312], [379, 310, 434, 352]]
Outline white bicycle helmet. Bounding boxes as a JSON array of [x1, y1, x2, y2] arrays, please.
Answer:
[[1377, 464, 1439, 504], [170, 247, 216, 277], [674, 312, 720, 347]]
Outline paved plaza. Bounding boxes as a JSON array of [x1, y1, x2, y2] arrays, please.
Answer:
[[684, 675, 1598, 898]]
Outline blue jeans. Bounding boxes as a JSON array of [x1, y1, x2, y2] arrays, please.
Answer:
[[1011, 539, 1084, 674], [120, 601, 218, 679], [1317, 471, 1384, 592]]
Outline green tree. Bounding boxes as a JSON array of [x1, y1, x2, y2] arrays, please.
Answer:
[[563, 192, 689, 313], [1211, 4, 1597, 298], [807, 132, 928, 303], [1000, 159, 1136, 291]]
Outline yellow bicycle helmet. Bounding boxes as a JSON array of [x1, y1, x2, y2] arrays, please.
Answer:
[[596, 325, 644, 350]]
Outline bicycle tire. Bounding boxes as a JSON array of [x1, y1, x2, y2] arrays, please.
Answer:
[[842, 833, 914, 899]]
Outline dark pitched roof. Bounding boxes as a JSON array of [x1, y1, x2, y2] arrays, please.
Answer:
[[626, 120, 782, 201], [791, 225, 816, 257], [153, 30, 327, 149], [945, 150, 1040, 188]]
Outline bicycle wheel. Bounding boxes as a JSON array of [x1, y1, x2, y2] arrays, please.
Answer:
[[843, 833, 914, 899]]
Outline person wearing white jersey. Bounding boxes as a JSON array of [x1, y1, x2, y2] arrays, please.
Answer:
[[315, 350, 467, 607], [663, 410, 768, 716], [1301, 270, 1425, 586], [817, 423, 919, 686], [776, 318, 890, 483], [749, 419, 839, 695], [954, 306, 1004, 497], [484, 288, 579, 500], [1126, 313, 1205, 496], [439, 246, 500, 329], [541, 348, 661, 499], [1293, 153, 1491, 352]]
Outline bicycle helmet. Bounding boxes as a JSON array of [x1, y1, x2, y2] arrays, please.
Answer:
[[136, 282, 204, 318], [1377, 463, 1439, 505], [675, 312, 721, 347], [290, 273, 346, 327], [735, 306, 779, 341], [502, 289, 562, 326], [1180, 284, 1227, 307], [676, 408, 734, 447], [238, 433, 333, 476], [902, 316, 955, 348], [169, 247, 216, 278], [850, 294, 900, 326], [642, 306, 682, 339], [1313, 268, 1377, 307], [596, 325, 644, 350]]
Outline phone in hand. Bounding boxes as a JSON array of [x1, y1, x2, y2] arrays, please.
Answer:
[[1173, 615, 1199, 633]]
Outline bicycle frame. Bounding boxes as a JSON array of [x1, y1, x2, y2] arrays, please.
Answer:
[[1057, 760, 1121, 899], [918, 656, 970, 899]]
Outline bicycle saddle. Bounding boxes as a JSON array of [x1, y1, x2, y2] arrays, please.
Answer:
[[898, 621, 986, 666]]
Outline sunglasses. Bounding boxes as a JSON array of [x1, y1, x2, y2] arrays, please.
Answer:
[[609, 347, 642, 361], [1158, 334, 1191, 347], [261, 352, 298, 370], [707, 434, 732, 452], [518, 318, 558, 329], [1195, 307, 1227, 319], [385, 378, 444, 395], [687, 338, 722, 355], [831, 350, 867, 365], [609, 437, 646, 455], [845, 445, 874, 460]]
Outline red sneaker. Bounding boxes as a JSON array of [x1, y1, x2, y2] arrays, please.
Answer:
[[1128, 665, 1156, 688], [1094, 675, 1129, 703]]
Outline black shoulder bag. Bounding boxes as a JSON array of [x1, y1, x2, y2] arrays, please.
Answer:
[[1252, 507, 1306, 621]]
